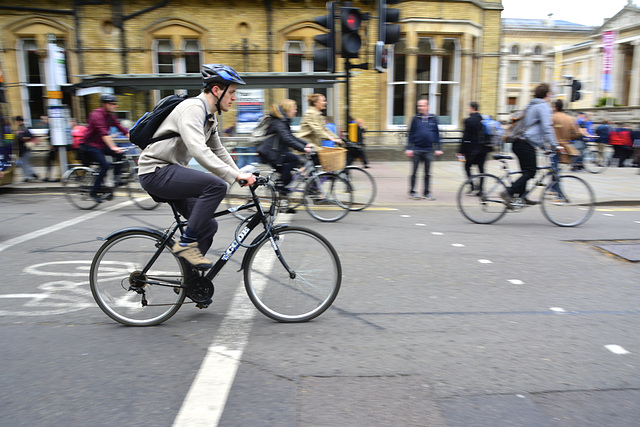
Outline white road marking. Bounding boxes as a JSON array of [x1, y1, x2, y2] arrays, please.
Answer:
[[432, 232, 443, 235], [452, 243, 465, 247], [478, 259, 493, 264], [400, 214, 411, 218], [605, 345, 630, 355], [415, 223, 426, 226], [173, 213, 290, 426], [603, 213, 614, 217], [508, 279, 524, 285], [0, 200, 133, 253], [550, 307, 565, 313]]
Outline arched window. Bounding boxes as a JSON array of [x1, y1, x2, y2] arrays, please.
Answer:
[[511, 44, 519, 55], [533, 45, 543, 55]]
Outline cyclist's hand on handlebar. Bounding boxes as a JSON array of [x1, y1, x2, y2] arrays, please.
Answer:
[[236, 172, 257, 187], [304, 143, 314, 153]]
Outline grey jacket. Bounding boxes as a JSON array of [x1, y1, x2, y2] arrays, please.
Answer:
[[138, 92, 240, 185], [522, 98, 558, 150]]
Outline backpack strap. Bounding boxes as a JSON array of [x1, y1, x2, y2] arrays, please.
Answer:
[[151, 97, 211, 144]]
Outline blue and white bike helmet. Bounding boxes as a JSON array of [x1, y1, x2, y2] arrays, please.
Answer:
[[201, 64, 245, 114]]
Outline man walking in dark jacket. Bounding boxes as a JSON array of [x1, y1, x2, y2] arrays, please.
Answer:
[[405, 98, 442, 200], [458, 102, 491, 195]]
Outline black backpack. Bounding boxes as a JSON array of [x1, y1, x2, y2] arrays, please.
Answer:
[[129, 95, 208, 149]]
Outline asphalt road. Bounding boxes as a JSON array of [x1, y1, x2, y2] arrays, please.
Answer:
[[0, 181, 639, 426]]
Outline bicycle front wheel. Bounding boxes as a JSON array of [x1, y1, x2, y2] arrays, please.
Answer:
[[339, 166, 376, 211], [90, 230, 188, 326], [541, 175, 595, 227], [128, 171, 161, 210], [303, 172, 352, 222], [62, 167, 100, 210], [244, 226, 341, 322], [582, 150, 608, 174], [457, 174, 509, 224], [225, 180, 277, 221]]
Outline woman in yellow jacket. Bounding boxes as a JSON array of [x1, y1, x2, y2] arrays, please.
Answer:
[[297, 93, 342, 147]]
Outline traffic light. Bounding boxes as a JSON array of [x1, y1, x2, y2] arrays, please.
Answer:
[[341, 6, 362, 59], [375, 0, 401, 72], [314, 2, 336, 73], [378, 0, 401, 45], [571, 79, 582, 102]]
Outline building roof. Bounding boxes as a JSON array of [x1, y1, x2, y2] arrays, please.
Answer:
[[502, 18, 594, 32]]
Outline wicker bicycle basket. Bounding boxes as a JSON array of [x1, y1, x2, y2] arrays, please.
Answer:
[[317, 146, 347, 171]]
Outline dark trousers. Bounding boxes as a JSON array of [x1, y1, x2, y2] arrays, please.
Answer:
[[464, 151, 487, 180], [510, 141, 536, 197], [409, 150, 434, 196], [139, 165, 228, 255], [274, 152, 301, 192], [84, 145, 123, 194]]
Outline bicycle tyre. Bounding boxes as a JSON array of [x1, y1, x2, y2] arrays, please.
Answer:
[[225, 180, 277, 221], [339, 166, 376, 211], [90, 229, 188, 326], [457, 173, 509, 224], [128, 170, 161, 210], [541, 175, 595, 227], [243, 225, 341, 322], [62, 167, 100, 210], [303, 172, 352, 222], [582, 150, 608, 174]]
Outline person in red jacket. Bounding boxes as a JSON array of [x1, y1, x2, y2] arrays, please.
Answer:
[[81, 94, 129, 202], [609, 123, 633, 167]]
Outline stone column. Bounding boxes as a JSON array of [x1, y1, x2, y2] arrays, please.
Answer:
[[498, 58, 508, 115], [404, 45, 419, 126], [520, 60, 532, 109], [613, 43, 625, 104], [628, 39, 640, 106]]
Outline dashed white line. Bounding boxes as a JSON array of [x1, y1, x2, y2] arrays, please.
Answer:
[[508, 279, 524, 285], [415, 223, 426, 226], [478, 259, 493, 264], [452, 243, 465, 247], [550, 307, 565, 313], [432, 232, 443, 235], [605, 345, 630, 355]]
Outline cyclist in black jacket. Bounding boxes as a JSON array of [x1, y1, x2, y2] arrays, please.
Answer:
[[257, 99, 313, 195]]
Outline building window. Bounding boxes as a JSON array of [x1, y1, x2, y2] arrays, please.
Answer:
[[389, 39, 407, 126], [18, 38, 71, 124], [435, 38, 460, 126], [509, 61, 519, 82], [511, 45, 519, 55], [155, 39, 174, 98], [286, 41, 304, 126], [507, 96, 517, 113], [533, 45, 542, 55], [182, 40, 201, 97], [531, 62, 542, 83]]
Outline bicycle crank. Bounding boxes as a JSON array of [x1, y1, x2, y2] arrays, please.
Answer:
[[186, 276, 214, 303]]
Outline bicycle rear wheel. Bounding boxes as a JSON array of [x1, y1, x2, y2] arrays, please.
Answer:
[[90, 230, 188, 326], [303, 172, 352, 222], [541, 175, 595, 227], [244, 226, 341, 322], [62, 167, 100, 210], [128, 170, 161, 210], [457, 173, 508, 224], [225, 180, 277, 220], [339, 166, 376, 211], [582, 150, 608, 174]]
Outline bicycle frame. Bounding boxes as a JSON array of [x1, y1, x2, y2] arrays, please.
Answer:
[[133, 178, 288, 289], [495, 154, 559, 202]]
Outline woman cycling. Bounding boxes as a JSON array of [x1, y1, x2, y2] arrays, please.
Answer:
[[257, 99, 313, 196], [138, 64, 256, 269], [297, 93, 342, 147]]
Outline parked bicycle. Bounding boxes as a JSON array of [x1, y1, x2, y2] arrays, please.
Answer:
[[580, 139, 609, 174], [89, 172, 342, 326], [225, 151, 354, 222], [457, 153, 595, 227], [62, 146, 160, 210]]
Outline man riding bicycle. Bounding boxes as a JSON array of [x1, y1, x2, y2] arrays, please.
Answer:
[[138, 64, 256, 270], [80, 94, 129, 203]]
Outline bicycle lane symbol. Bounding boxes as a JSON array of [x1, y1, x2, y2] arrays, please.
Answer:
[[0, 261, 95, 317]]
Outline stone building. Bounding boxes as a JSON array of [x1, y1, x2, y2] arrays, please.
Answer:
[[0, 0, 502, 140]]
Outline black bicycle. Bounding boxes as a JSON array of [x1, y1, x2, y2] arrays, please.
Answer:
[[62, 146, 160, 210], [89, 173, 342, 326], [457, 153, 595, 227]]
